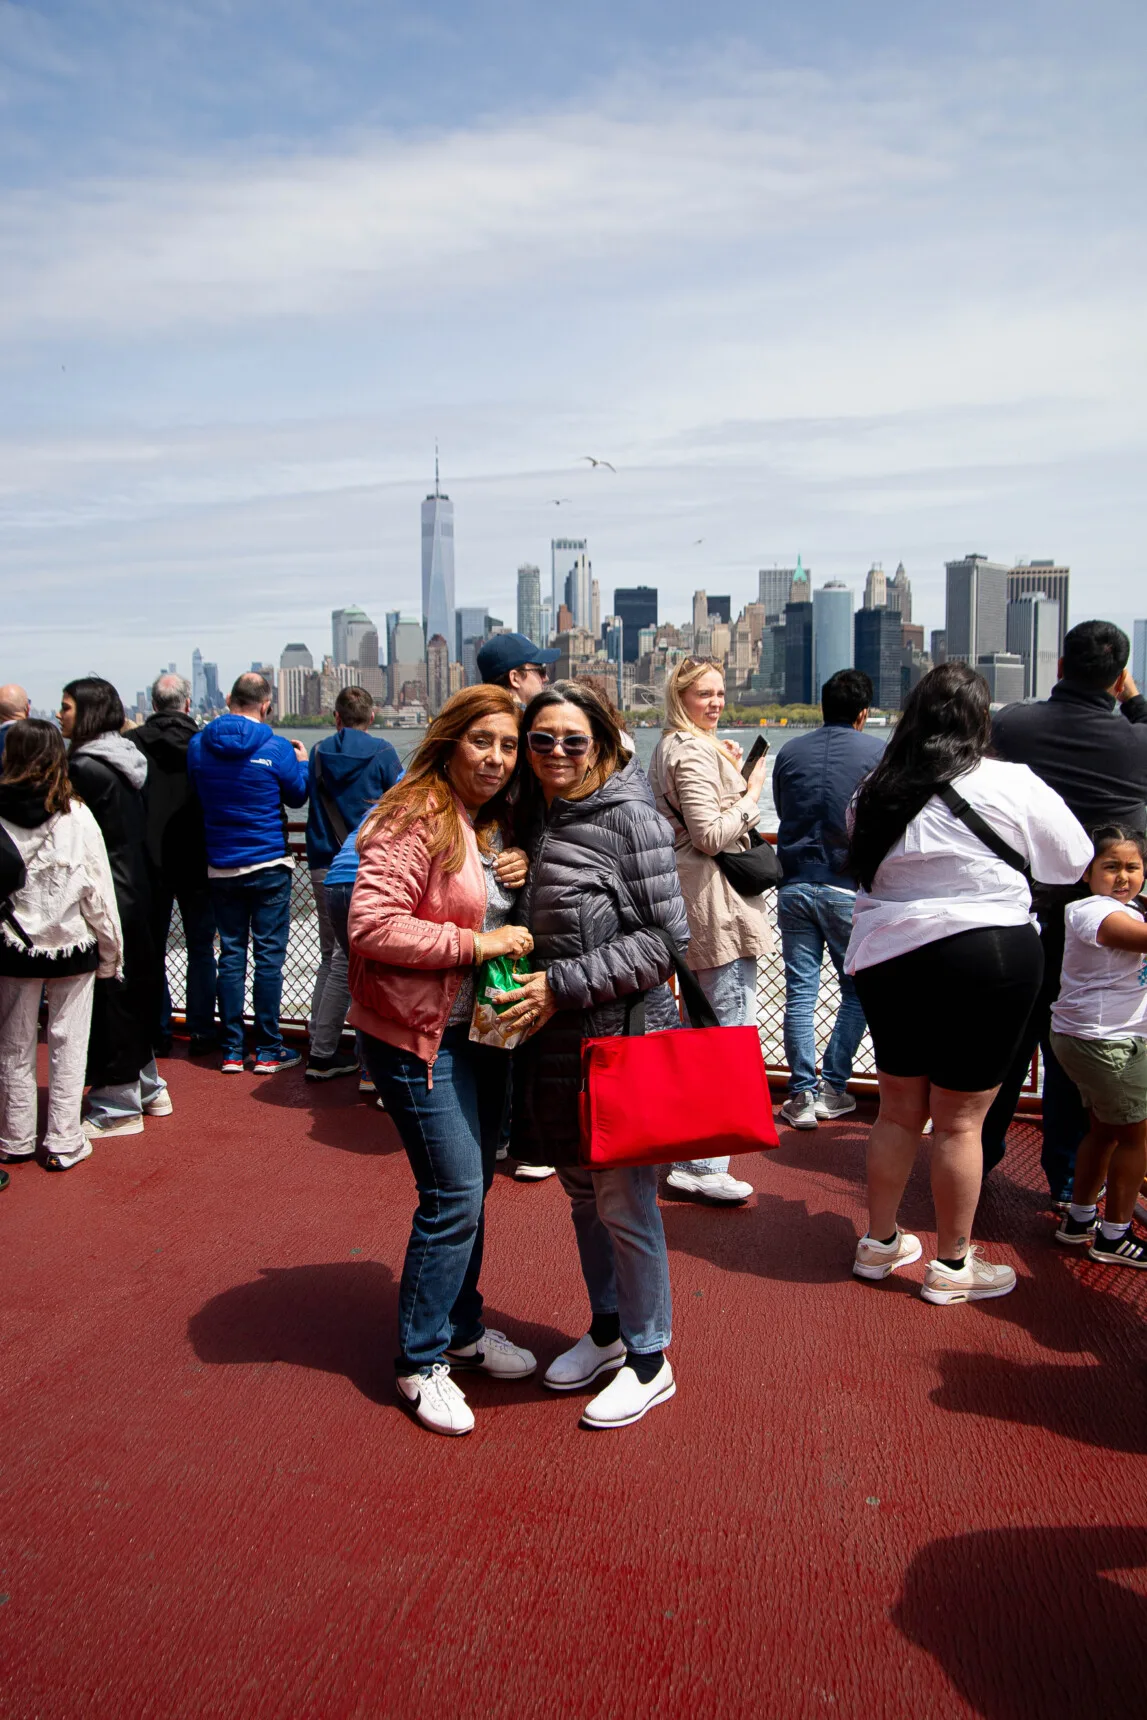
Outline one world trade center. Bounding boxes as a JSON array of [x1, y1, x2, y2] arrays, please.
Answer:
[[421, 452, 456, 659]]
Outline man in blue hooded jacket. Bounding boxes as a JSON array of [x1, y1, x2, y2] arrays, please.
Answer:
[[304, 684, 402, 1079], [188, 673, 309, 1074]]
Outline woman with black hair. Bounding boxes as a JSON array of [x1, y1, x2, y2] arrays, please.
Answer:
[[844, 663, 1092, 1305], [60, 677, 167, 1139]]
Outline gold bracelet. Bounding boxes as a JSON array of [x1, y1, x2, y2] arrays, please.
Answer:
[[473, 934, 484, 966]]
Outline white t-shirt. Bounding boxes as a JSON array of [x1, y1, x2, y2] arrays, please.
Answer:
[[1051, 897, 1147, 1040], [845, 758, 1093, 973]]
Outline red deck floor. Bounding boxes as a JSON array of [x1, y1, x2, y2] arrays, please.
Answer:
[[3, 1048, 1146, 1719]]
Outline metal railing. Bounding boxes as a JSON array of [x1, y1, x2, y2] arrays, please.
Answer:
[[164, 832, 1039, 1099]]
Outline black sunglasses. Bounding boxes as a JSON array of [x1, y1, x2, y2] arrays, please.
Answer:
[[525, 731, 593, 758]]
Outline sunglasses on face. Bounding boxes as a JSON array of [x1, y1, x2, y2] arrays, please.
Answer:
[[525, 731, 593, 758]]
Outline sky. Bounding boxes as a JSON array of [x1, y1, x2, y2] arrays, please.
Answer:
[[2, 0, 1145, 708]]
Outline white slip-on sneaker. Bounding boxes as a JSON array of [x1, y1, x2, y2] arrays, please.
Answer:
[[396, 1364, 475, 1435], [513, 1163, 556, 1181], [853, 1229, 923, 1281], [45, 1139, 94, 1172], [665, 1168, 753, 1203], [543, 1333, 627, 1391], [82, 1114, 145, 1139], [581, 1360, 676, 1429], [780, 1092, 818, 1130], [814, 1086, 856, 1121], [143, 1089, 173, 1117], [443, 1329, 537, 1379], [921, 1245, 1017, 1305]]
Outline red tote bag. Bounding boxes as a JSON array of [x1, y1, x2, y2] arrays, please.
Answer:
[[579, 932, 779, 1170]]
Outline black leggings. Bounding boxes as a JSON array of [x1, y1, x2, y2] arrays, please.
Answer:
[[853, 923, 1044, 1092]]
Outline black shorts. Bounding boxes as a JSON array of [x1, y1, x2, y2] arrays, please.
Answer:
[[852, 924, 1044, 1092]]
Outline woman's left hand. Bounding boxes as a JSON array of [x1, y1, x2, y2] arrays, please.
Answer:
[[494, 846, 529, 890], [719, 738, 744, 767], [491, 969, 557, 1037]]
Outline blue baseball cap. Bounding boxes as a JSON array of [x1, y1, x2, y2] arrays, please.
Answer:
[[477, 632, 560, 683]]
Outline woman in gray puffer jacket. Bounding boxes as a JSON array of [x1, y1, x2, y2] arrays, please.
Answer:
[[498, 683, 690, 1431]]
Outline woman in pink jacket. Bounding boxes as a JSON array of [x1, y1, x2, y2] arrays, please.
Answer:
[[348, 685, 536, 1436]]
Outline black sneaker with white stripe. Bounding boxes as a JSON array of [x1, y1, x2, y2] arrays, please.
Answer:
[[1055, 1213, 1096, 1247], [1088, 1228, 1147, 1269]]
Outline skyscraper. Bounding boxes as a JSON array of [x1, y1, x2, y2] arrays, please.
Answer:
[[854, 608, 903, 710], [1008, 562, 1069, 658], [385, 610, 401, 666], [1006, 592, 1060, 700], [707, 595, 731, 625], [813, 582, 854, 697], [455, 606, 489, 686], [945, 555, 1009, 664], [977, 653, 1025, 705], [885, 562, 912, 623], [614, 587, 657, 662], [191, 648, 206, 711], [426, 635, 451, 714], [758, 567, 795, 618], [202, 663, 221, 709], [863, 564, 887, 610], [1134, 619, 1147, 689], [552, 539, 588, 623], [517, 564, 541, 643], [422, 453, 456, 661], [280, 643, 313, 670], [389, 618, 428, 706], [332, 605, 375, 668], [784, 601, 814, 705]]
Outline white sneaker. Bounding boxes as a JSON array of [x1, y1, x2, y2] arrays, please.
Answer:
[[513, 1162, 556, 1181], [543, 1333, 626, 1391], [814, 1086, 856, 1121], [665, 1167, 753, 1203], [82, 1114, 144, 1139], [853, 1229, 923, 1281], [45, 1139, 94, 1172], [143, 1089, 173, 1117], [444, 1328, 537, 1379], [581, 1360, 676, 1429], [780, 1092, 818, 1130], [921, 1245, 1017, 1305], [396, 1364, 474, 1435]]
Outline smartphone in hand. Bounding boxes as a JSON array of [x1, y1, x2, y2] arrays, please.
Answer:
[[741, 735, 769, 780]]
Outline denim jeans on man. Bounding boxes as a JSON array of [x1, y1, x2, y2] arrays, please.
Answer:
[[210, 865, 293, 1063], [359, 1024, 509, 1374], [152, 882, 218, 1040], [308, 868, 352, 1058], [777, 882, 867, 1095], [556, 1163, 672, 1355], [674, 955, 758, 1175]]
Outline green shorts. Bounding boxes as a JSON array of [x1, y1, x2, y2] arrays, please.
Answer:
[[1049, 1032, 1147, 1126]]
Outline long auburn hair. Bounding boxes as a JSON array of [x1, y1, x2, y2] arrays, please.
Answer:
[[357, 684, 520, 874], [663, 657, 726, 749], [0, 719, 77, 815], [848, 662, 993, 890], [518, 681, 625, 813]]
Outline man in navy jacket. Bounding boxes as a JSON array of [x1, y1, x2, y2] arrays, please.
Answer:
[[772, 669, 885, 1131], [304, 685, 402, 1079], [188, 673, 308, 1074]]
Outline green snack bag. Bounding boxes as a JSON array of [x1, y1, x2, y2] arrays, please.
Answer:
[[470, 954, 532, 1048]]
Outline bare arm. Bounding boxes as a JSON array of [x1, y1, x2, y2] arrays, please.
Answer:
[[1096, 908, 1147, 952]]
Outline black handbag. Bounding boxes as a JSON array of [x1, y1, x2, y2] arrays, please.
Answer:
[[665, 800, 782, 895]]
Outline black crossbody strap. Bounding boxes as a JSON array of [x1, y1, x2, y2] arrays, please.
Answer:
[[937, 784, 1032, 882], [312, 750, 351, 849]]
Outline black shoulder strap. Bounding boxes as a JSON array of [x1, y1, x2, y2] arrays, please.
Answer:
[[311, 749, 350, 849], [937, 784, 1032, 882], [622, 926, 720, 1035]]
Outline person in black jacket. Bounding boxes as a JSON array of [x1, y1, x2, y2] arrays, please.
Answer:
[[131, 674, 217, 1056], [61, 677, 170, 1139], [983, 620, 1147, 1203], [498, 683, 690, 1431]]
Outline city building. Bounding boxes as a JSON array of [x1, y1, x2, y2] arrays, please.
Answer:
[[931, 630, 947, 665], [278, 666, 321, 719], [385, 610, 401, 666], [1008, 562, 1069, 657], [784, 601, 814, 705], [854, 608, 903, 710], [332, 606, 374, 668], [692, 591, 709, 636], [560, 549, 593, 632], [977, 652, 1026, 706], [422, 455, 456, 662], [426, 635, 451, 714], [752, 624, 786, 701], [191, 649, 206, 711], [614, 587, 658, 662], [280, 643, 313, 670], [552, 539, 588, 626], [813, 582, 854, 698], [707, 595, 731, 624], [388, 617, 428, 707], [554, 627, 596, 682], [885, 563, 912, 622], [758, 567, 796, 619], [591, 579, 601, 641], [455, 606, 489, 687], [945, 554, 1009, 664], [863, 564, 887, 611], [202, 663, 220, 709], [539, 598, 553, 645], [603, 616, 623, 705], [517, 565, 541, 644], [1134, 619, 1147, 688], [1007, 592, 1060, 700]]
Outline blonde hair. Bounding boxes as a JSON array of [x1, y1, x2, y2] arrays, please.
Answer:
[[663, 657, 726, 748], [357, 685, 519, 875]]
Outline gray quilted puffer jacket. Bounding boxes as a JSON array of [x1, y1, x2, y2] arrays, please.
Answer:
[[511, 755, 690, 1166]]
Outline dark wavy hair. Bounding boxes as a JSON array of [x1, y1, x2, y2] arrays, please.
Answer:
[[63, 676, 125, 751], [0, 719, 75, 815], [848, 662, 992, 890]]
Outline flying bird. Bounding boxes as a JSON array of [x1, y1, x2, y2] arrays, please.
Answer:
[[581, 456, 616, 471], [692, 537, 704, 545], [549, 498, 573, 506]]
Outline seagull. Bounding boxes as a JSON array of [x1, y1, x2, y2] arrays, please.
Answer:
[[581, 456, 616, 472], [692, 537, 704, 545], [549, 498, 573, 506]]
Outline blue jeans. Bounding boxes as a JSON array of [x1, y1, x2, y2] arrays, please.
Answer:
[[557, 1164, 672, 1354], [359, 1024, 510, 1374], [153, 882, 218, 1040], [210, 866, 293, 1063], [676, 955, 759, 1174], [85, 1059, 167, 1126], [777, 882, 867, 1095]]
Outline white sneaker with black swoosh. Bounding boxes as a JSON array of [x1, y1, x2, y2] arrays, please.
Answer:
[[396, 1364, 474, 1435]]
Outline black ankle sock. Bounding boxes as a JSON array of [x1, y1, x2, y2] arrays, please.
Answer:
[[626, 1349, 663, 1384], [590, 1311, 621, 1348], [876, 1232, 898, 1247], [938, 1255, 966, 1272]]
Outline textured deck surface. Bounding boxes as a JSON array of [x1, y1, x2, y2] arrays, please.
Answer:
[[3, 1050, 1145, 1719]]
